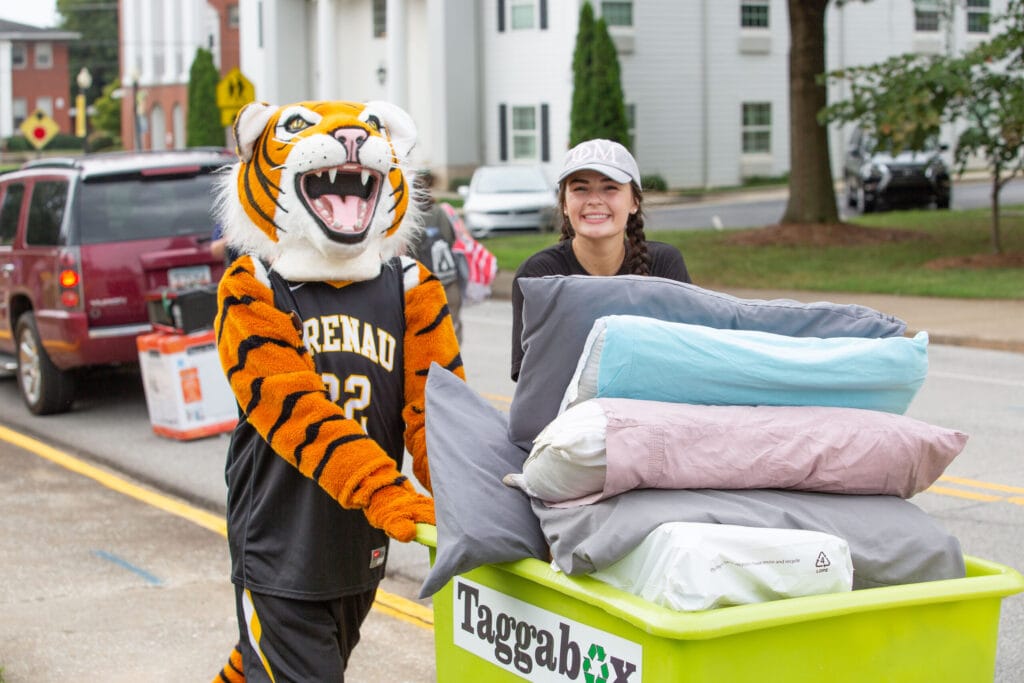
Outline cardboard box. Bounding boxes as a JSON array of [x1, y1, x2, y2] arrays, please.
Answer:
[[415, 526, 1024, 682], [137, 330, 237, 440]]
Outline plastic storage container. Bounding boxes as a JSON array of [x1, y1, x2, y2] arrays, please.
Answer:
[[137, 329, 237, 440], [415, 525, 1023, 682]]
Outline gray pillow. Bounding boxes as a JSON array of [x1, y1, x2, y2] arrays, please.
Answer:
[[533, 488, 965, 589], [510, 275, 908, 449], [420, 364, 547, 598]]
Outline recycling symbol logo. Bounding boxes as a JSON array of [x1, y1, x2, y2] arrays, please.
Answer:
[[583, 643, 610, 683], [816, 551, 831, 568]]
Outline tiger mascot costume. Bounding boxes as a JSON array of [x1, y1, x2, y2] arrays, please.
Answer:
[[211, 100, 463, 682]]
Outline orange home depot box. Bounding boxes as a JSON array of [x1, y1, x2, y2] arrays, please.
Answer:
[[137, 330, 238, 440]]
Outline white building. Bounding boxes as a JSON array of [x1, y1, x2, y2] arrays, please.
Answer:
[[118, 0, 239, 151], [237, 0, 1005, 190]]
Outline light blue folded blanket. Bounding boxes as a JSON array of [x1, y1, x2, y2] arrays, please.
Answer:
[[562, 315, 928, 415]]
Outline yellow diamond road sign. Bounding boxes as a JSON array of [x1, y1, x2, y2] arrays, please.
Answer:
[[20, 109, 60, 150], [217, 67, 255, 126]]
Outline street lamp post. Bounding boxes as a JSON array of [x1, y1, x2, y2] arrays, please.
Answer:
[[76, 67, 92, 155], [130, 68, 142, 151]]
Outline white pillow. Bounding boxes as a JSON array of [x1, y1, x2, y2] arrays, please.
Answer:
[[503, 400, 607, 503], [590, 522, 854, 611]]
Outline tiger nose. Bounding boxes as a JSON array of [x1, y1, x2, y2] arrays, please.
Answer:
[[334, 127, 368, 163]]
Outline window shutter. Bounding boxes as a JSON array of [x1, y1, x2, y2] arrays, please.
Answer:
[[498, 0, 506, 32], [540, 104, 550, 161], [499, 104, 508, 161], [540, 0, 548, 29]]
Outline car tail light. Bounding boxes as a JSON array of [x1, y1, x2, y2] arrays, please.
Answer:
[[57, 247, 83, 310]]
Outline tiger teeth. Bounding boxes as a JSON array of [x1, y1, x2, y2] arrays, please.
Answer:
[[361, 170, 370, 185], [328, 168, 337, 183]]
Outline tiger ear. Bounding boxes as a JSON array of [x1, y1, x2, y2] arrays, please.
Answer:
[[365, 100, 417, 159], [233, 102, 277, 162]]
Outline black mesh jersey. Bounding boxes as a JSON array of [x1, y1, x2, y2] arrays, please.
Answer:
[[226, 259, 406, 599]]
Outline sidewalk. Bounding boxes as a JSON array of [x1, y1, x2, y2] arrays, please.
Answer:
[[490, 270, 1024, 354]]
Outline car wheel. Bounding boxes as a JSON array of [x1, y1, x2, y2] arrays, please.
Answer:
[[856, 186, 876, 214], [936, 195, 951, 210], [15, 312, 76, 415]]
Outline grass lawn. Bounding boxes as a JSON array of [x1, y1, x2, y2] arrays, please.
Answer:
[[481, 206, 1024, 300]]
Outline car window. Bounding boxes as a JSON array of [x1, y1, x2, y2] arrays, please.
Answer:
[[474, 167, 549, 193], [0, 183, 26, 246], [26, 180, 68, 246], [75, 172, 219, 244]]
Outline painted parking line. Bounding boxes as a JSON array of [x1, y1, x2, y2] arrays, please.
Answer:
[[927, 474, 1024, 507], [0, 423, 434, 631]]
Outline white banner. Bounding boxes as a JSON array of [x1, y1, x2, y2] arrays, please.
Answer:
[[451, 577, 643, 682]]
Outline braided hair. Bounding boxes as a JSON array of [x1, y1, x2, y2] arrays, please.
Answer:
[[557, 182, 651, 275]]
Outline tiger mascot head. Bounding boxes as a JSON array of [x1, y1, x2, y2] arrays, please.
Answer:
[[216, 100, 420, 282]]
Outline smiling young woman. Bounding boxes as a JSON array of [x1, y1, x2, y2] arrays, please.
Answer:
[[510, 139, 692, 381]]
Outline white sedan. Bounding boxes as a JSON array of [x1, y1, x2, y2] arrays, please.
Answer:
[[459, 165, 559, 238]]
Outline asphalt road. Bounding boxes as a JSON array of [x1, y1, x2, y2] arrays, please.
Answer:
[[645, 176, 1024, 231], [1, 299, 1022, 680]]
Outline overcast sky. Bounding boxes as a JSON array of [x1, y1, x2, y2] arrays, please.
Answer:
[[1, 1, 60, 29]]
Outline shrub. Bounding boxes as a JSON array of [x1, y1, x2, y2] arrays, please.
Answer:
[[641, 174, 668, 191]]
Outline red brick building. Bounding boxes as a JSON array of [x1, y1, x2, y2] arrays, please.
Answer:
[[0, 19, 80, 140]]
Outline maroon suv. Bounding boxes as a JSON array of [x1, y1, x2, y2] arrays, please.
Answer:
[[0, 148, 233, 414]]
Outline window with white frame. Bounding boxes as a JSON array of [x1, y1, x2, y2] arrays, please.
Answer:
[[741, 0, 769, 28], [227, 4, 239, 29], [511, 106, 538, 160], [510, 0, 536, 30], [34, 42, 53, 69], [914, 0, 940, 32], [967, 0, 990, 33], [372, 0, 386, 37], [13, 98, 28, 128], [742, 102, 771, 154], [36, 97, 53, 118], [12, 43, 26, 68], [601, 1, 633, 27]]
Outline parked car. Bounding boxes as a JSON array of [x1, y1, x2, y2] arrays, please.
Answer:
[[843, 128, 952, 213], [458, 165, 558, 238], [0, 148, 234, 414]]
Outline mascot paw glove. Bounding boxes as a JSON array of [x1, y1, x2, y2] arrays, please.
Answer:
[[364, 480, 435, 542]]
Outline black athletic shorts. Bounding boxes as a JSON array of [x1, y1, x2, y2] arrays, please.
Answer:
[[235, 584, 378, 681]]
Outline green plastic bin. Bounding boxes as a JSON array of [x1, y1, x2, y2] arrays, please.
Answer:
[[416, 525, 1023, 682]]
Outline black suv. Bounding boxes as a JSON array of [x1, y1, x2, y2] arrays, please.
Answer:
[[0, 148, 233, 414], [843, 128, 952, 213]]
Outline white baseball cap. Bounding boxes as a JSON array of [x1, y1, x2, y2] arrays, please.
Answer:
[[557, 139, 642, 189]]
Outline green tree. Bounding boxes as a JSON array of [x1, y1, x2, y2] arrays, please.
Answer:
[[569, 2, 629, 147], [56, 0, 119, 106], [91, 77, 122, 143], [569, 2, 597, 146], [186, 48, 224, 147], [821, 0, 1024, 254], [591, 18, 630, 145]]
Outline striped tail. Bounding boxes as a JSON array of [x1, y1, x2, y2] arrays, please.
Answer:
[[214, 644, 245, 683]]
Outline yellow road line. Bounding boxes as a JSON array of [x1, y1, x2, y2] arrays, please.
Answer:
[[480, 391, 512, 406], [938, 474, 1024, 495], [0, 423, 434, 630], [926, 485, 1004, 503]]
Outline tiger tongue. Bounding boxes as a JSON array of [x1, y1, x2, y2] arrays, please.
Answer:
[[321, 193, 365, 232]]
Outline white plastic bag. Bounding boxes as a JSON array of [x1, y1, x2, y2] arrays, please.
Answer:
[[590, 522, 853, 611]]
